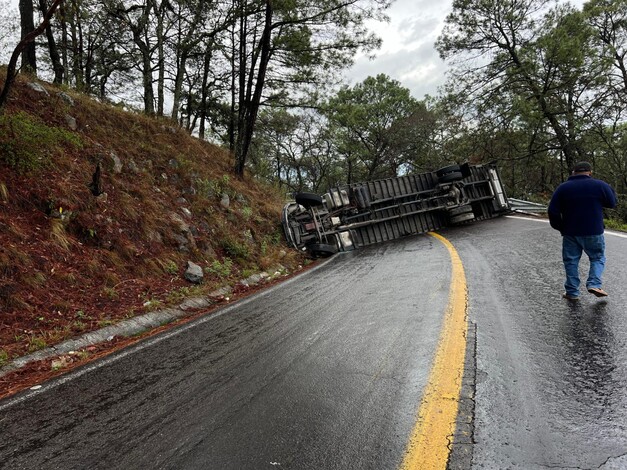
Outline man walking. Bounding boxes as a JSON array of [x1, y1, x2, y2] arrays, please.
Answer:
[[548, 161, 617, 300]]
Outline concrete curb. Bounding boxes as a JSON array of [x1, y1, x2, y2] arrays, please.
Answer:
[[0, 268, 286, 379]]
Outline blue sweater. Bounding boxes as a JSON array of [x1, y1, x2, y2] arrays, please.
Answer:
[[548, 175, 617, 236]]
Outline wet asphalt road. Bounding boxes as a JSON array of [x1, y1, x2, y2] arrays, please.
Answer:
[[1, 216, 627, 469], [446, 216, 627, 469], [1, 235, 452, 469]]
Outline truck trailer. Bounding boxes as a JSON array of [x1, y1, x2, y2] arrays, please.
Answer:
[[282, 162, 510, 257]]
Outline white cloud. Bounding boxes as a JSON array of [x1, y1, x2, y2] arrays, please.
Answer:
[[345, 0, 587, 100], [344, 0, 452, 99]]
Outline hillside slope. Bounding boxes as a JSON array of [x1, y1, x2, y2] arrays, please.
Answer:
[[0, 74, 306, 382]]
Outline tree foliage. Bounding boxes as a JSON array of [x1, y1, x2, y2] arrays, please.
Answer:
[[6, 0, 627, 217], [8, 0, 390, 176], [435, 0, 627, 204], [324, 74, 422, 181]]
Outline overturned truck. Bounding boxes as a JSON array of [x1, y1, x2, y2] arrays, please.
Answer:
[[282, 162, 510, 257]]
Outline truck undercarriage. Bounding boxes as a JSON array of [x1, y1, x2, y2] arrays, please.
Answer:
[[282, 162, 510, 257]]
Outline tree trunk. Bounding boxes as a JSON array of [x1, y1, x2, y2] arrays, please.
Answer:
[[234, 0, 273, 177], [19, 0, 38, 74], [153, 0, 165, 116], [229, 1, 243, 152], [69, 0, 84, 90], [141, 47, 155, 115], [198, 46, 212, 140], [126, 0, 155, 115], [508, 46, 581, 170], [60, 3, 69, 85], [39, 0, 64, 83], [170, 49, 188, 120]]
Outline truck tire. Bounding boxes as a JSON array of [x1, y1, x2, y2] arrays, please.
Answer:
[[436, 164, 461, 178], [450, 212, 475, 224], [295, 192, 323, 208], [448, 205, 473, 216], [438, 171, 464, 184], [308, 243, 338, 258]]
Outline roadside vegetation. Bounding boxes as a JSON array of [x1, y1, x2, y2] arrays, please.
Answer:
[[0, 74, 306, 368]]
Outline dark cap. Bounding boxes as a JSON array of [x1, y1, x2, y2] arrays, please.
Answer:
[[573, 161, 592, 173]]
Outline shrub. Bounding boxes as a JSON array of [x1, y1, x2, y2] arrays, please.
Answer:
[[0, 349, 8, 367], [205, 258, 233, 279], [196, 174, 231, 199], [163, 259, 179, 275], [606, 196, 627, 225], [220, 238, 250, 260], [27, 335, 48, 352], [0, 111, 83, 173], [50, 219, 71, 251]]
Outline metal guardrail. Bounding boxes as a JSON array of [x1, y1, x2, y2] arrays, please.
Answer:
[[508, 198, 548, 213]]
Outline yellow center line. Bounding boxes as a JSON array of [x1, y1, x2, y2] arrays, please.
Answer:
[[400, 232, 468, 470]]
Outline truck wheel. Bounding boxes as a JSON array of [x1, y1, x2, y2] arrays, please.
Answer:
[[438, 171, 464, 183], [450, 212, 475, 224], [448, 205, 473, 216], [295, 192, 323, 208], [436, 164, 461, 178], [308, 243, 338, 258]]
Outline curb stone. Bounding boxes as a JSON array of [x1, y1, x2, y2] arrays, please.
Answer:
[[0, 269, 287, 379]]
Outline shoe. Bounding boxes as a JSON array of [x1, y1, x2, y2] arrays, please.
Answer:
[[588, 287, 608, 297], [562, 293, 579, 300]]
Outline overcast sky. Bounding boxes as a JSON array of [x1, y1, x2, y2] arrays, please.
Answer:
[[344, 0, 453, 100], [346, 0, 586, 100]]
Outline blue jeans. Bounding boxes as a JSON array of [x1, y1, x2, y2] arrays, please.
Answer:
[[562, 234, 606, 296]]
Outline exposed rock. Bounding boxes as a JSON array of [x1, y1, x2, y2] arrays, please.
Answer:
[[184, 261, 203, 284], [176, 197, 188, 205], [146, 229, 162, 243], [220, 193, 230, 209], [127, 159, 140, 174], [65, 114, 78, 130], [170, 212, 190, 233], [243, 273, 263, 286], [109, 152, 122, 173], [181, 207, 192, 218], [208, 286, 232, 299], [173, 234, 190, 252], [273, 264, 287, 276], [58, 92, 74, 106], [168, 159, 180, 169], [179, 297, 212, 311], [162, 125, 178, 134], [28, 82, 49, 96]]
